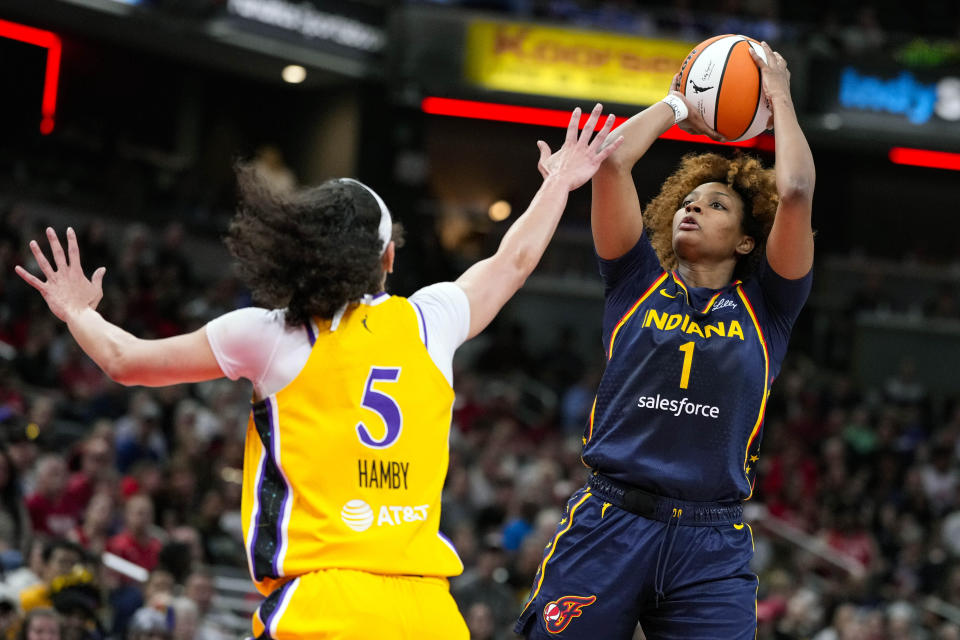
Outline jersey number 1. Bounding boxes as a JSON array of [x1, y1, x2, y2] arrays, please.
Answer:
[[356, 367, 403, 449], [678, 342, 694, 389]]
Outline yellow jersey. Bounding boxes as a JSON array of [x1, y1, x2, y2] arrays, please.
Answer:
[[239, 294, 463, 595]]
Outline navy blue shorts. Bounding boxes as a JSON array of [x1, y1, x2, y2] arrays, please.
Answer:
[[515, 478, 758, 639]]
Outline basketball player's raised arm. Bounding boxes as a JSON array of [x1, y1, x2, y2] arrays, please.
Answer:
[[456, 104, 623, 340], [750, 42, 815, 280], [591, 78, 722, 260], [15, 227, 224, 387]]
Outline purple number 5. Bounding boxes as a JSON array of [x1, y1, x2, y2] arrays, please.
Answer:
[[356, 367, 403, 449]]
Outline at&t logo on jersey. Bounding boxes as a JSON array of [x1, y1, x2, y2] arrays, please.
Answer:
[[340, 499, 429, 532], [542, 595, 596, 633], [340, 499, 375, 531]]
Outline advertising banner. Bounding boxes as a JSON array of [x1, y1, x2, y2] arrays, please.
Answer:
[[806, 56, 960, 145], [464, 20, 693, 106]]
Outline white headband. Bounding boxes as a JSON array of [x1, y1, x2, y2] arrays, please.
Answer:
[[341, 178, 392, 254]]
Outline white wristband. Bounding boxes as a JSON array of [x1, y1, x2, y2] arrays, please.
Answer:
[[660, 95, 689, 124]]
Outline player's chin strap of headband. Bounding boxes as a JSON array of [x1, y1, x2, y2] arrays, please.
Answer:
[[340, 178, 392, 255]]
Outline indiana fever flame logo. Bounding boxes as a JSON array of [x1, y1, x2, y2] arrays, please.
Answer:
[[542, 595, 597, 633]]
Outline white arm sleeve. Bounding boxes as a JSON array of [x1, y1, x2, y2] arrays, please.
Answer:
[[205, 307, 312, 398], [408, 282, 471, 387]]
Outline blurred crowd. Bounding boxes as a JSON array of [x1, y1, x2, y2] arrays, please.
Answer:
[[0, 200, 958, 640], [411, 0, 960, 52], [0, 205, 253, 640]]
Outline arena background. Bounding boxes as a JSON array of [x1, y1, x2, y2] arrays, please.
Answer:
[[0, 0, 958, 638]]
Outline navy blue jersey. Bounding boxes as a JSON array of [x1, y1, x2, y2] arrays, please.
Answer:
[[583, 233, 811, 502]]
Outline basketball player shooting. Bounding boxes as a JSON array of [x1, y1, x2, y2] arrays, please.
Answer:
[[515, 42, 815, 639]]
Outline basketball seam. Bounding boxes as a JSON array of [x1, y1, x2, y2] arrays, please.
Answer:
[[714, 38, 740, 133]]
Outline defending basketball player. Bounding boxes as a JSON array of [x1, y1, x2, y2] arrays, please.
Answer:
[[516, 42, 814, 639], [16, 104, 624, 640]]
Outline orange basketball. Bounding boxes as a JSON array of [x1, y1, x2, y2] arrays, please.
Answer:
[[678, 34, 771, 142]]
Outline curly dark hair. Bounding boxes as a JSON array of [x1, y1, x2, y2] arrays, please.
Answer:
[[644, 152, 778, 280], [226, 165, 404, 326]]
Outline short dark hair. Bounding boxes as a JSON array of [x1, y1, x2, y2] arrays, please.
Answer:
[[227, 166, 404, 327], [42, 538, 85, 564]]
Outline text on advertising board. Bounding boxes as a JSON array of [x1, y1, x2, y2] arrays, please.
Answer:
[[838, 67, 960, 125], [465, 21, 693, 106]]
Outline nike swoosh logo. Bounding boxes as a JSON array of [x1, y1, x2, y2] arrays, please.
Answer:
[[659, 289, 678, 299]]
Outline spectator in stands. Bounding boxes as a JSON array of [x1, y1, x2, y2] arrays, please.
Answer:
[[49, 567, 103, 640], [125, 608, 169, 640], [69, 491, 116, 557], [451, 542, 515, 633], [183, 568, 237, 640], [192, 490, 243, 567], [65, 437, 114, 514], [5, 418, 39, 495], [921, 444, 959, 515], [114, 394, 166, 475], [26, 456, 81, 538], [884, 357, 928, 408], [154, 458, 196, 530], [166, 597, 197, 640], [18, 608, 61, 640], [19, 540, 84, 613], [118, 462, 163, 504], [464, 601, 497, 640], [106, 495, 163, 574]]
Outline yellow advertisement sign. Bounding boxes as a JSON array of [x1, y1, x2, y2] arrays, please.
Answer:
[[465, 21, 694, 106]]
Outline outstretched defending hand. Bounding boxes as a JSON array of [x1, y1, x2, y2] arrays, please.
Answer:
[[536, 103, 624, 191], [15, 227, 106, 322]]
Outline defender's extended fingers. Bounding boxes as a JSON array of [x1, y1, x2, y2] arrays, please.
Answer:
[[589, 114, 617, 151], [14, 265, 45, 292], [565, 108, 582, 145], [537, 140, 551, 162], [92, 266, 106, 289], [29, 240, 55, 278], [67, 227, 82, 270], [595, 135, 625, 163], [46, 227, 68, 270], [579, 104, 604, 142]]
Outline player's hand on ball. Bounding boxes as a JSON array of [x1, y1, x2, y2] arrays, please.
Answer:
[[15, 227, 106, 323], [536, 103, 624, 190], [668, 75, 727, 142], [749, 42, 791, 129]]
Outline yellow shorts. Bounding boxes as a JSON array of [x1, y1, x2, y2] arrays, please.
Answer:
[[251, 569, 469, 639]]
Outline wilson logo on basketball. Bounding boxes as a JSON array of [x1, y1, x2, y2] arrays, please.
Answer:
[[542, 595, 597, 633]]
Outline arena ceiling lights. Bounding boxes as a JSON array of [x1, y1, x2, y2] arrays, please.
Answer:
[[421, 97, 776, 152], [0, 19, 61, 135]]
